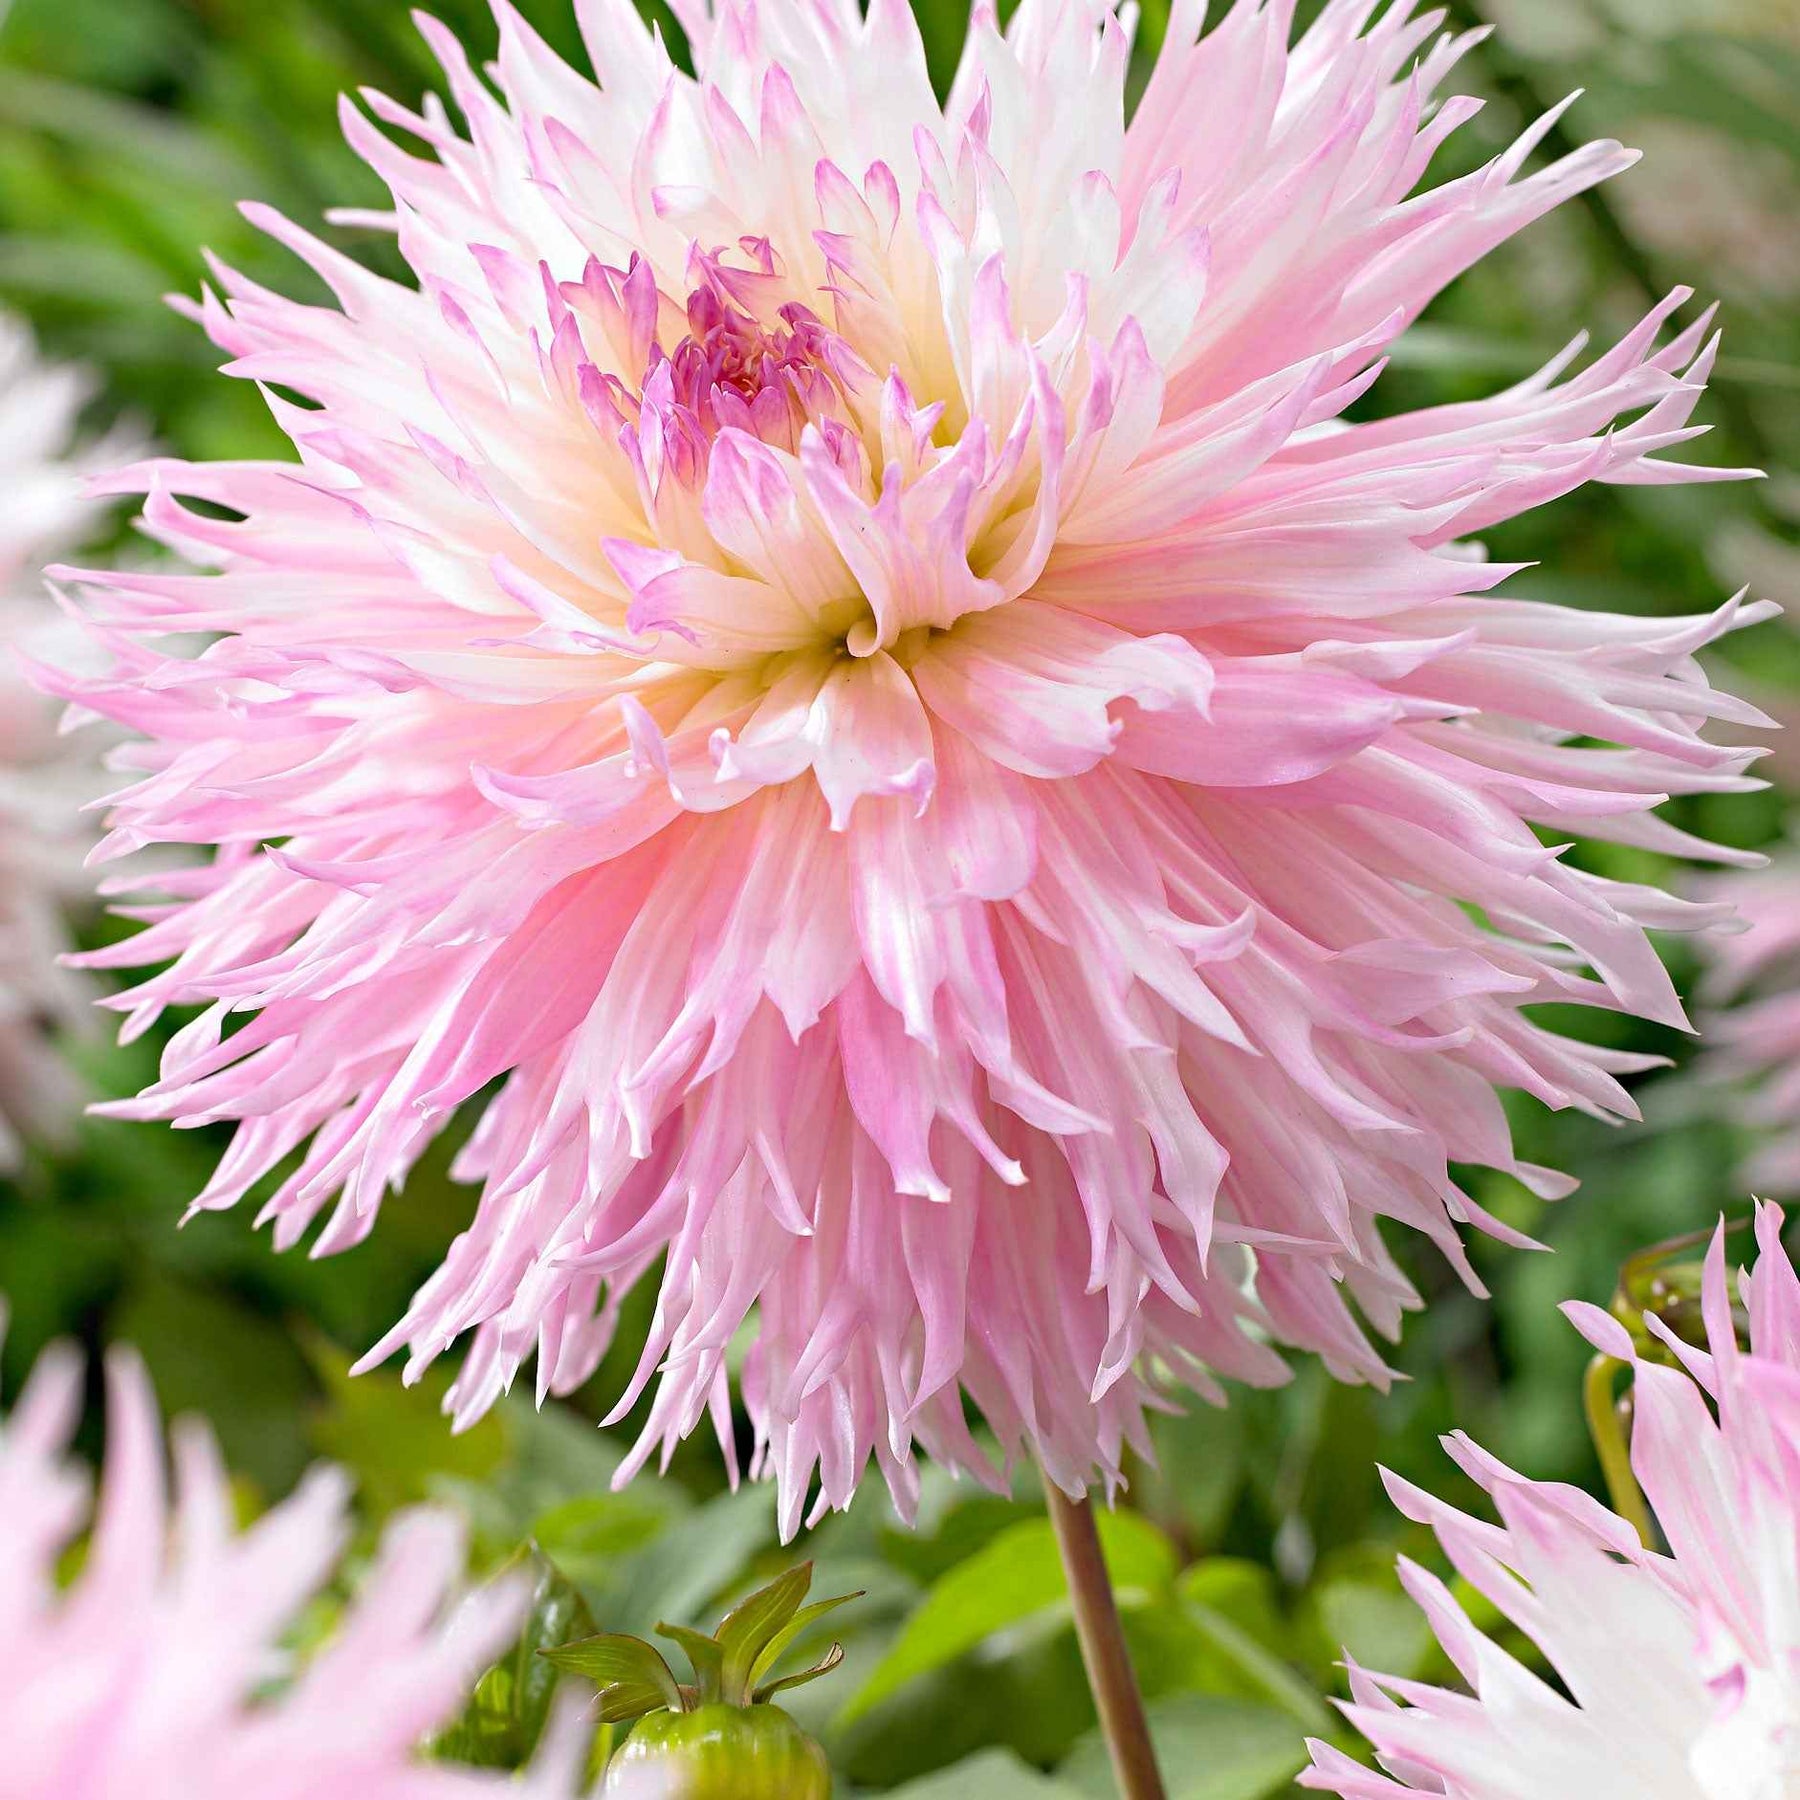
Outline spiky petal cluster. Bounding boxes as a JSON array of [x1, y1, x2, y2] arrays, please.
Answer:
[[0, 1334, 542, 1799], [1303, 1205, 1800, 1798], [1698, 858, 1800, 1193], [0, 315, 122, 1166], [53, 0, 1770, 1532]]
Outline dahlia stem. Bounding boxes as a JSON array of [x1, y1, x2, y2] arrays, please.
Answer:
[[1583, 1353, 1654, 1549], [1044, 1482, 1167, 1800]]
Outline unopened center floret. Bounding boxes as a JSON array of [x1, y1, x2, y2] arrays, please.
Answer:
[[648, 280, 852, 457]]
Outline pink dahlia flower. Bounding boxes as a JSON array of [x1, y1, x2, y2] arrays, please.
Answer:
[[51, 0, 1769, 1532], [0, 1332, 543, 1800], [1303, 1203, 1800, 1799], [1698, 857, 1800, 1194], [0, 315, 124, 1166]]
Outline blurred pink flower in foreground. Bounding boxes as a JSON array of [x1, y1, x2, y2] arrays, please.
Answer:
[[0, 316, 120, 1167], [1304, 1204, 1800, 1799], [1698, 857, 1800, 1194], [0, 1333, 534, 1799], [50, 0, 1771, 1532]]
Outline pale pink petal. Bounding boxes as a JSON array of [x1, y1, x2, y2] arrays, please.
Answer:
[[49, 0, 1766, 1534]]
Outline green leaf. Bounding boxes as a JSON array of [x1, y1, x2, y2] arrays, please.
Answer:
[[1175, 1560, 1287, 1657], [1057, 1695, 1308, 1800], [594, 1483, 775, 1637], [1312, 1576, 1432, 1682], [1384, 325, 1545, 377], [438, 1397, 680, 1566], [839, 1510, 1177, 1725], [109, 1272, 315, 1496], [717, 1562, 814, 1703], [1177, 1595, 1333, 1734], [1139, 1401, 1246, 1549], [1299, 1547, 1435, 1685], [432, 1550, 598, 1768], [0, 66, 257, 190], [504, 1399, 643, 1513], [878, 1485, 1037, 1584], [887, 1748, 1084, 1797], [1295, 1381, 1382, 1563], [529, 1491, 670, 1585], [1599, 35, 1800, 165], [302, 1329, 509, 1519], [0, 231, 168, 307]]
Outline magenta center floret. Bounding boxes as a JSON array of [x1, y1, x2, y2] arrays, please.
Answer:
[[660, 282, 842, 451]]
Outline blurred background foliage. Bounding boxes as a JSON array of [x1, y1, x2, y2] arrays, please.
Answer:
[[0, 0, 1796, 1792]]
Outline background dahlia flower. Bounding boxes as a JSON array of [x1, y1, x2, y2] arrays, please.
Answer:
[[1302, 1203, 1800, 1799], [0, 314, 122, 1168], [1697, 856, 1800, 1193], [50, 0, 1770, 1534], [0, 1329, 541, 1798]]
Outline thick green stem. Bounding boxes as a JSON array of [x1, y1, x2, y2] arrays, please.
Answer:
[[1044, 1482, 1167, 1800], [1583, 1353, 1654, 1549]]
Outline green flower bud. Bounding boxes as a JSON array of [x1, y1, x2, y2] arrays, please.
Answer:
[[542, 1562, 859, 1800], [605, 1702, 831, 1799]]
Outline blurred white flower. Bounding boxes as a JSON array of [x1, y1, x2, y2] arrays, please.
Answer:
[[0, 314, 129, 1166], [0, 1327, 537, 1798], [1305, 1205, 1800, 1798]]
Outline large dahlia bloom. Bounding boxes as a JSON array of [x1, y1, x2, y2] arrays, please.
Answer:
[[1303, 1204, 1800, 1799], [0, 1332, 537, 1798], [53, 0, 1769, 1531], [0, 315, 119, 1166], [1698, 856, 1800, 1193]]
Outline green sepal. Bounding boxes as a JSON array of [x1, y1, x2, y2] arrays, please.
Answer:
[[657, 1621, 726, 1706], [716, 1562, 814, 1704], [749, 1587, 864, 1692], [539, 1561, 862, 1733], [540, 1632, 684, 1725], [754, 1639, 846, 1704], [1612, 1212, 1754, 1360]]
